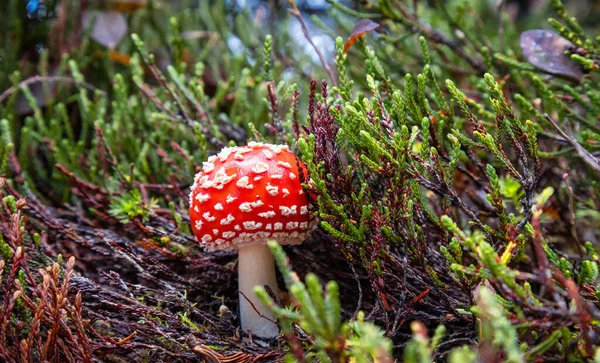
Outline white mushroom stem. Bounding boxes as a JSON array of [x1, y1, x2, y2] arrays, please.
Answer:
[[238, 242, 280, 338]]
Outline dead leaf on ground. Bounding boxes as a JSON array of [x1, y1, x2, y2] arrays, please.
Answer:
[[520, 29, 583, 81], [82, 10, 128, 49], [103, 0, 148, 13], [344, 19, 380, 53]]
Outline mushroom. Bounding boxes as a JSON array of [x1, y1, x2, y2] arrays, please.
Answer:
[[189, 142, 315, 338]]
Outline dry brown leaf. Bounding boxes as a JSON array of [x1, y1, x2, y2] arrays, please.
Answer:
[[520, 29, 582, 81], [344, 19, 380, 54]]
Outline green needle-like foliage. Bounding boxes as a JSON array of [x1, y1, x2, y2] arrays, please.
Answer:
[[1, 0, 600, 361], [256, 241, 392, 362]]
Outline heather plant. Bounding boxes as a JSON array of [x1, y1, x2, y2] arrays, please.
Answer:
[[0, 194, 92, 362], [1, 0, 600, 361], [256, 241, 393, 362]]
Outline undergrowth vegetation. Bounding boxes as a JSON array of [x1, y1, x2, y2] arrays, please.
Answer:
[[1, 0, 600, 361]]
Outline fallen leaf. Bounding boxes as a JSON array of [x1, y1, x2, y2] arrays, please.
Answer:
[[520, 29, 582, 81], [106, 50, 132, 66], [82, 10, 128, 50], [104, 0, 147, 13], [344, 19, 380, 53]]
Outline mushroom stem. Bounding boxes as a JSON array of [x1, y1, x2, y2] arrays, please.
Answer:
[[238, 242, 280, 338]]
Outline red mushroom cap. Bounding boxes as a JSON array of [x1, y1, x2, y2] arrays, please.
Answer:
[[189, 142, 316, 251]]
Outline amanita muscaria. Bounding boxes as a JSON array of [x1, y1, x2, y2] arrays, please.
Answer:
[[189, 142, 316, 338]]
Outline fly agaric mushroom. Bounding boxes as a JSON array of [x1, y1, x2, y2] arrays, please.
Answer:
[[189, 142, 315, 338]]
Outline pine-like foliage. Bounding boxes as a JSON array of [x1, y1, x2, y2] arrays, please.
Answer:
[[1, 0, 600, 361]]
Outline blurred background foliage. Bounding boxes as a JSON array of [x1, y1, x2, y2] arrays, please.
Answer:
[[1, 0, 600, 361]]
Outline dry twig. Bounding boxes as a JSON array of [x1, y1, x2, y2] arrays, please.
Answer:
[[0, 75, 106, 104], [287, 0, 338, 87]]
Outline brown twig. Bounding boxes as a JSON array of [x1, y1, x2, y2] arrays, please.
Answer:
[[238, 290, 278, 326], [0, 75, 106, 104], [116, 331, 137, 346], [287, 1, 338, 87], [266, 82, 282, 136], [544, 114, 600, 174], [552, 270, 594, 357], [190, 343, 254, 363]]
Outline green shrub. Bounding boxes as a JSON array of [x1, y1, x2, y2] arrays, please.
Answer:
[[1, 0, 600, 361]]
